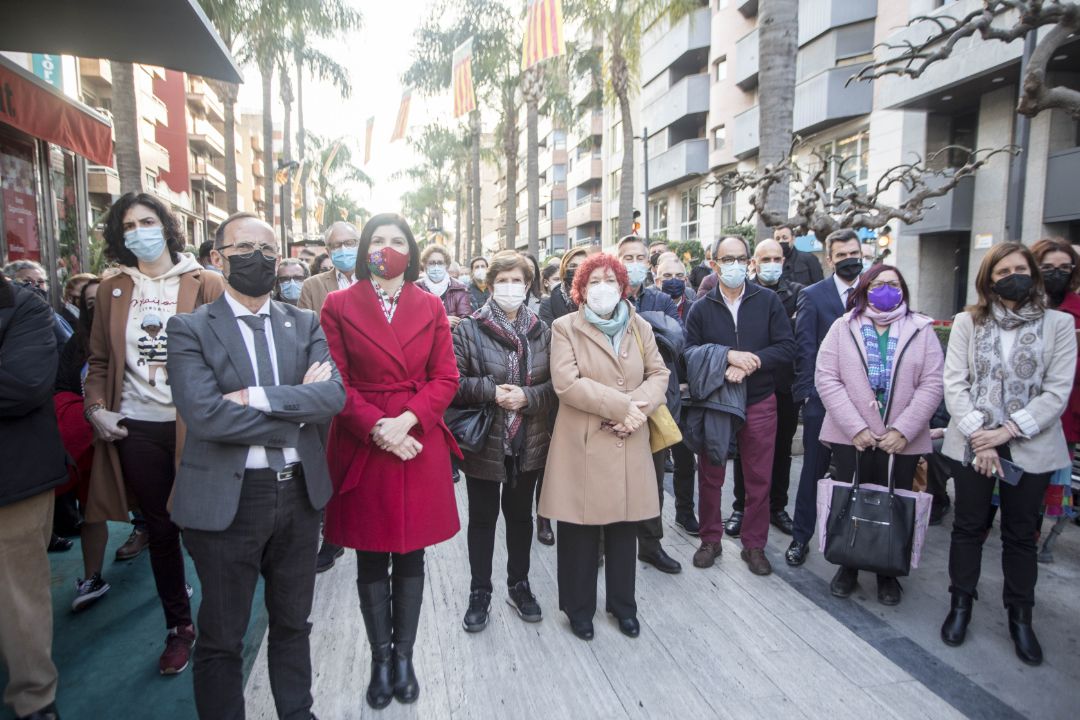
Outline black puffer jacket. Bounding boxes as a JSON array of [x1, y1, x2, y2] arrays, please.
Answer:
[[451, 304, 557, 482]]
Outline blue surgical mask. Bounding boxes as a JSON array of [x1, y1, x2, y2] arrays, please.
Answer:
[[757, 261, 783, 285], [625, 262, 648, 286], [124, 226, 166, 262], [719, 262, 747, 289], [426, 264, 447, 283], [331, 246, 358, 273], [279, 279, 303, 301]]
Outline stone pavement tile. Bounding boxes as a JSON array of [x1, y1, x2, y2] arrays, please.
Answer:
[[864, 680, 968, 720]]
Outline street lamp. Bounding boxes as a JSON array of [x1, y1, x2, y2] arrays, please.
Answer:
[[276, 159, 300, 255], [633, 126, 650, 242]]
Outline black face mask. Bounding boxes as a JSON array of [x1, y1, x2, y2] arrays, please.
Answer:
[[563, 268, 575, 288], [226, 252, 278, 297], [1042, 268, 1070, 296], [992, 273, 1034, 302], [834, 257, 863, 282], [780, 241, 793, 258]]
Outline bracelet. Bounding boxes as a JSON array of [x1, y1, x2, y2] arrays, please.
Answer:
[[84, 403, 105, 421]]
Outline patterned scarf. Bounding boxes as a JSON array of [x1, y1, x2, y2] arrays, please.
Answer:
[[970, 301, 1045, 430], [478, 300, 536, 452], [371, 279, 404, 323], [861, 321, 898, 410]]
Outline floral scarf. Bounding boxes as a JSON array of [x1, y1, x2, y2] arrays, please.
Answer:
[[970, 301, 1045, 430], [478, 300, 536, 453], [371, 279, 404, 323]]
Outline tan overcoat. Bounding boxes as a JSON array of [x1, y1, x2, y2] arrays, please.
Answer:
[[539, 305, 670, 525], [298, 269, 340, 315]]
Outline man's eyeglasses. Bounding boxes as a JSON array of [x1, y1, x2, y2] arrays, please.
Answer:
[[718, 256, 748, 266], [219, 242, 279, 260], [327, 239, 359, 251]]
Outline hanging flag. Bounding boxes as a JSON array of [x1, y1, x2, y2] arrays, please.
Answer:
[[364, 116, 374, 165], [521, 0, 566, 71], [452, 37, 477, 118], [391, 89, 412, 142]]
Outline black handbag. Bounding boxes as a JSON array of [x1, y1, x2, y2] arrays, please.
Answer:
[[444, 320, 494, 455], [823, 453, 916, 577]]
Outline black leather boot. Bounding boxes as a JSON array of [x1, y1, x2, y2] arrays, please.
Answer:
[[1007, 605, 1043, 666], [356, 579, 394, 709], [391, 574, 424, 703], [940, 591, 973, 647]]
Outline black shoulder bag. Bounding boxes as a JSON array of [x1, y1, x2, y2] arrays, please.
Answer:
[[444, 319, 495, 454]]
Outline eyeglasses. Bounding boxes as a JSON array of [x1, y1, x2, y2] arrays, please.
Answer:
[[327, 239, 359, 251], [219, 242, 278, 260], [868, 281, 902, 290], [426, 260, 447, 268], [718, 256, 748, 266], [1040, 264, 1074, 273]]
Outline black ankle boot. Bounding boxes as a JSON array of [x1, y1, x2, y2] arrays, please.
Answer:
[[357, 579, 394, 709], [1007, 605, 1043, 666], [391, 574, 425, 703], [940, 591, 973, 647]]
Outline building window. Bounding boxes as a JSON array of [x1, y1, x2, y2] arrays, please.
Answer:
[[714, 57, 727, 82], [712, 126, 726, 151], [720, 188, 736, 228], [552, 164, 567, 183], [680, 186, 700, 241], [649, 198, 668, 236], [552, 234, 567, 251], [610, 169, 621, 203], [814, 129, 870, 195], [552, 130, 566, 150], [551, 199, 567, 220]]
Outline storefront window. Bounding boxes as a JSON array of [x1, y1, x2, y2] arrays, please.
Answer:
[[49, 145, 86, 287], [0, 132, 41, 266]]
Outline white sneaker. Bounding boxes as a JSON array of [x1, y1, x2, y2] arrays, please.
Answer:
[[72, 573, 110, 612]]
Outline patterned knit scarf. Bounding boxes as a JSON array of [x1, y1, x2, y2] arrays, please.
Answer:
[[860, 321, 898, 408], [970, 302, 1045, 429], [478, 301, 536, 452]]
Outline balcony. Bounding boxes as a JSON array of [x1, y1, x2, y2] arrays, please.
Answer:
[[187, 77, 225, 123], [798, 0, 878, 46], [734, 28, 759, 90], [79, 58, 111, 89], [589, 111, 603, 137], [86, 165, 120, 196], [642, 73, 709, 134], [252, 160, 265, 179], [142, 140, 171, 174], [908, 175, 975, 233], [190, 119, 226, 157], [141, 92, 169, 126], [251, 132, 264, 153], [567, 197, 603, 228], [192, 163, 226, 192], [253, 185, 265, 203], [646, 138, 709, 192], [567, 156, 603, 190], [1044, 147, 1080, 223], [206, 202, 228, 224], [640, 6, 711, 85], [737, 0, 758, 17], [732, 105, 758, 158]]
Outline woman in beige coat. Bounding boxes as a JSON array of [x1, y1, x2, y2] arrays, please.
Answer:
[[540, 253, 669, 641]]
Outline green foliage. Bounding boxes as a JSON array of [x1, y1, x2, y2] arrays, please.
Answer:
[[666, 240, 703, 266], [933, 324, 951, 352], [720, 224, 756, 251]]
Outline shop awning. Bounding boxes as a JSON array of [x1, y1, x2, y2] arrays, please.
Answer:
[[0, 57, 114, 166], [0, 0, 242, 84]]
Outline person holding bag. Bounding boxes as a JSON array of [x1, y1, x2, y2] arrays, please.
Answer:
[[939, 242, 1075, 666], [815, 265, 943, 605]]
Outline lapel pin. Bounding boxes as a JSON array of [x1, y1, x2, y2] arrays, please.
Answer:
[[112, 288, 122, 297], [284, 321, 292, 328]]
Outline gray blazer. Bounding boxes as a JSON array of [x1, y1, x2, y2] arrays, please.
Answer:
[[943, 309, 1076, 474], [166, 294, 346, 531]]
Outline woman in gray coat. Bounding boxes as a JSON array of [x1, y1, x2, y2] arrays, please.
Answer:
[[451, 251, 556, 633], [940, 242, 1076, 666]]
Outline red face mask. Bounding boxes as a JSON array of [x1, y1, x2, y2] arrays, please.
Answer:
[[367, 247, 410, 279]]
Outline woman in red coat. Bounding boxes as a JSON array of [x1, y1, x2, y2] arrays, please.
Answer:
[[320, 213, 460, 710]]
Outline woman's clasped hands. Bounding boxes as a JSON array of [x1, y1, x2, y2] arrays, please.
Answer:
[[372, 410, 423, 461]]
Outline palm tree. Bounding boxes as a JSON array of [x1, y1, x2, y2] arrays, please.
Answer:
[[111, 61, 142, 194], [522, 65, 543, 257], [306, 133, 373, 231], [757, 0, 798, 234], [201, 0, 251, 213]]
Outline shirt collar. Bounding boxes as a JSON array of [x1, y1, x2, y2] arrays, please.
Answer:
[[721, 283, 746, 305], [336, 269, 356, 286], [224, 290, 271, 318], [833, 272, 855, 295]]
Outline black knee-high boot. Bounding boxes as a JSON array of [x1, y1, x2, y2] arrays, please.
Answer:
[[357, 579, 394, 709], [391, 574, 424, 704]]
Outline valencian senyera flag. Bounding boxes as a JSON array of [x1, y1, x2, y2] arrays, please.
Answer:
[[452, 37, 476, 118], [521, 0, 566, 70], [391, 90, 412, 142], [364, 116, 374, 165]]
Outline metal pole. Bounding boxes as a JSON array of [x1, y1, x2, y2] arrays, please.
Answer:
[[642, 126, 650, 242], [280, 182, 287, 255], [1005, 32, 1037, 243]]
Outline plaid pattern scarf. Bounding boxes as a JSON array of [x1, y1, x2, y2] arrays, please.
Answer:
[[861, 322, 898, 409], [478, 301, 536, 452]]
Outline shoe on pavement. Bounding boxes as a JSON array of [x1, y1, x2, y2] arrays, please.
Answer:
[[536, 516, 555, 546], [692, 541, 722, 568], [724, 511, 743, 538], [47, 534, 73, 553], [740, 548, 772, 576], [159, 625, 195, 675], [569, 618, 594, 641], [16, 701, 60, 720], [72, 573, 110, 612], [929, 499, 951, 526], [507, 581, 542, 623], [675, 513, 700, 536], [770, 509, 794, 535], [830, 567, 858, 598], [114, 527, 149, 561], [462, 590, 491, 633], [315, 542, 345, 574], [877, 576, 903, 606], [785, 540, 809, 567], [638, 547, 682, 574]]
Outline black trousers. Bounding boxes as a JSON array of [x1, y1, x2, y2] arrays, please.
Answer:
[[733, 391, 798, 512], [356, 549, 425, 583], [925, 437, 952, 506], [466, 467, 539, 592], [557, 521, 637, 622], [949, 448, 1052, 608], [671, 440, 696, 517], [637, 451, 667, 554], [184, 470, 321, 720]]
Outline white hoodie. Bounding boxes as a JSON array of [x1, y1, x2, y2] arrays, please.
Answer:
[[118, 253, 202, 421]]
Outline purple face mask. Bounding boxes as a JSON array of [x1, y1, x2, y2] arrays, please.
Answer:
[[867, 284, 903, 312]]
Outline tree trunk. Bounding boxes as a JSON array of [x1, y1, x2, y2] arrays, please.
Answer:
[[618, 90, 635, 239], [526, 96, 540, 257], [503, 99, 518, 251], [757, 0, 798, 236], [280, 68, 294, 242], [111, 61, 143, 194], [260, 61, 275, 225], [465, 176, 475, 260], [295, 48, 309, 237], [218, 82, 240, 213], [470, 111, 482, 257], [455, 185, 463, 262]]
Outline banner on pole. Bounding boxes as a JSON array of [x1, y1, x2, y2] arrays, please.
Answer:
[[521, 0, 566, 71], [391, 89, 412, 142], [364, 116, 374, 165], [452, 37, 476, 118]]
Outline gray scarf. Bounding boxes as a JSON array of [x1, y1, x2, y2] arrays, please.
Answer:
[[970, 301, 1045, 430]]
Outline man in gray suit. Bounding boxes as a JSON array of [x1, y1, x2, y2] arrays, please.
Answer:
[[167, 213, 345, 720]]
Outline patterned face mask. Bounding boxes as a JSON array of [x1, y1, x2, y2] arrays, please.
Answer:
[[368, 247, 410, 279]]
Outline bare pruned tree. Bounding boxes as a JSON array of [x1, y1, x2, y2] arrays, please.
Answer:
[[706, 142, 1018, 239], [851, 1, 1080, 119]]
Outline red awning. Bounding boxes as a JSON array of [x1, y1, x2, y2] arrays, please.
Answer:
[[0, 57, 113, 166]]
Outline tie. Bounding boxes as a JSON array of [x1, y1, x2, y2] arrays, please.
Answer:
[[239, 314, 286, 472]]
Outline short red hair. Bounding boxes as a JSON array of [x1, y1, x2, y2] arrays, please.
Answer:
[[570, 253, 629, 305]]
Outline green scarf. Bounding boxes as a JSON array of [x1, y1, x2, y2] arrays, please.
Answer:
[[584, 300, 630, 350]]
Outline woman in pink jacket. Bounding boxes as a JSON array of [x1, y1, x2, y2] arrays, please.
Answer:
[[815, 264, 944, 606]]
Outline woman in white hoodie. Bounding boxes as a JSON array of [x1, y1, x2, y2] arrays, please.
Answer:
[[83, 193, 223, 675]]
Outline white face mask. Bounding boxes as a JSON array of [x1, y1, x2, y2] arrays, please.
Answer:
[[586, 282, 621, 316], [493, 283, 527, 312], [473, 268, 487, 284]]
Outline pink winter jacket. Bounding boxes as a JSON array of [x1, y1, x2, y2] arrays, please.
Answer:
[[816, 311, 944, 455]]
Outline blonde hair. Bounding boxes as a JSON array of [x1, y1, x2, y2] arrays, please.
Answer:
[[421, 244, 451, 266], [486, 250, 534, 286]]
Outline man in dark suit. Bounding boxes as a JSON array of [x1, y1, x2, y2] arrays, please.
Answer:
[[775, 224, 824, 287], [785, 229, 864, 567], [167, 213, 345, 720]]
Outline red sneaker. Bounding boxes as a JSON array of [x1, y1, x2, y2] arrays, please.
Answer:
[[159, 624, 196, 675]]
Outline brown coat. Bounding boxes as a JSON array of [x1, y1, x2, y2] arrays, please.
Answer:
[[83, 267, 224, 522], [298, 269, 343, 315], [539, 306, 670, 525]]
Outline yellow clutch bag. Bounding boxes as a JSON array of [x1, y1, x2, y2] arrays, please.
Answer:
[[632, 327, 683, 453]]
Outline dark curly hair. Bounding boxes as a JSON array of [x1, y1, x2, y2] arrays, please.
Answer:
[[570, 253, 629, 306], [102, 193, 186, 267]]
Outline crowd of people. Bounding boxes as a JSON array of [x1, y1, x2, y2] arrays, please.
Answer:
[[0, 191, 1077, 720]]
